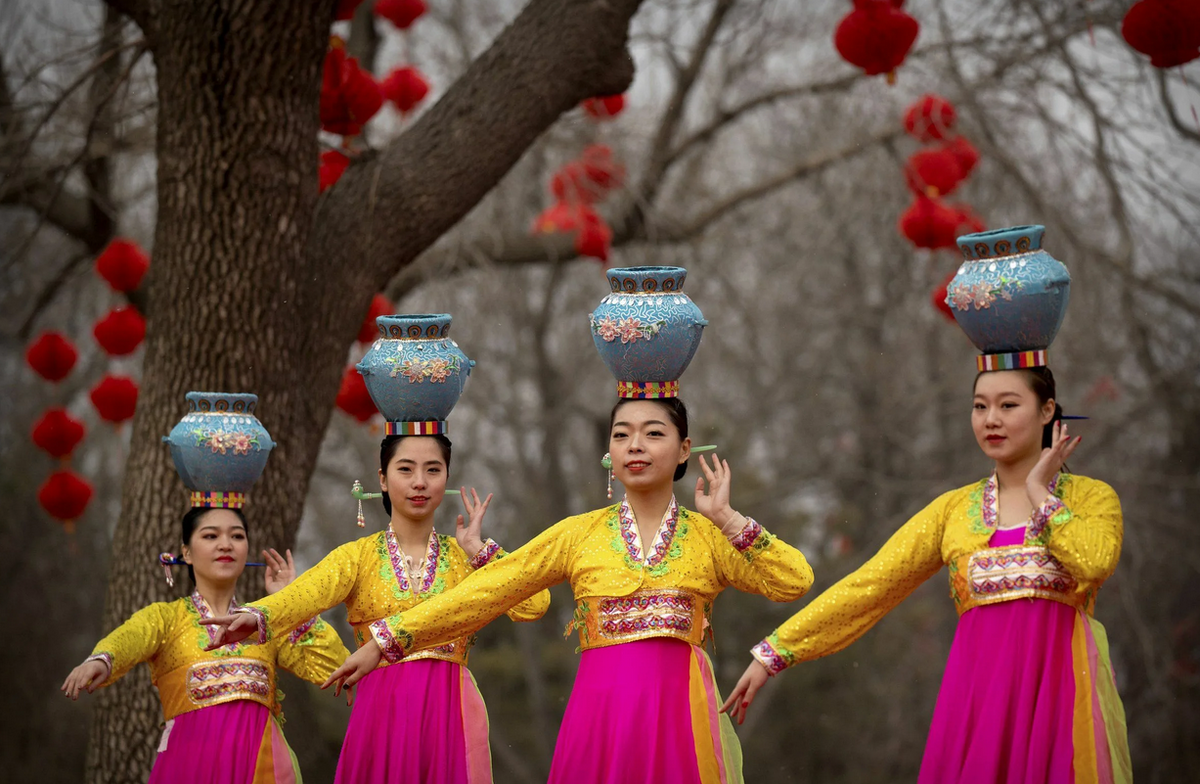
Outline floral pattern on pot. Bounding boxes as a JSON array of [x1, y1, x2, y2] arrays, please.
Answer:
[[947, 276, 1024, 312], [592, 316, 666, 344], [192, 429, 263, 456]]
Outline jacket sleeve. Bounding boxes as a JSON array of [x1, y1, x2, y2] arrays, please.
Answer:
[[273, 616, 351, 685], [1043, 477, 1123, 583], [708, 514, 814, 602], [370, 518, 578, 662], [467, 539, 553, 623], [87, 602, 175, 687], [750, 493, 950, 675], [236, 541, 361, 644]]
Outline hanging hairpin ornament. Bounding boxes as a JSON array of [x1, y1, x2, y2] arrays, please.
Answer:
[[158, 392, 276, 585]]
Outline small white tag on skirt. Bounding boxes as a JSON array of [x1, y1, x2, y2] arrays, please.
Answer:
[[157, 719, 174, 752]]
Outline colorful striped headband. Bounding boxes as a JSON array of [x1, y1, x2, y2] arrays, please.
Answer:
[[976, 350, 1047, 372]]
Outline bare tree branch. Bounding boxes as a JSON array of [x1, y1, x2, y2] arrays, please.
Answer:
[[1157, 67, 1200, 145]]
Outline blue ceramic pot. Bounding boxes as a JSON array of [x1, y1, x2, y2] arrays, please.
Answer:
[[946, 225, 1070, 354], [162, 392, 275, 494], [590, 266, 707, 390], [356, 314, 474, 423]]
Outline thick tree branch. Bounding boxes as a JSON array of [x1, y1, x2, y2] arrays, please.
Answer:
[[102, 0, 159, 44], [312, 0, 643, 292]]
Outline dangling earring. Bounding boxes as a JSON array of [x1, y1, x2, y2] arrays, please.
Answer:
[[601, 453, 613, 500]]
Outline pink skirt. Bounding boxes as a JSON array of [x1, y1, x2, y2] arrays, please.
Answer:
[[147, 700, 299, 784], [334, 658, 491, 784], [549, 638, 742, 784], [920, 526, 1131, 784]]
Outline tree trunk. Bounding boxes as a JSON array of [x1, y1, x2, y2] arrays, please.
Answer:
[[86, 2, 333, 778], [88, 0, 643, 779]]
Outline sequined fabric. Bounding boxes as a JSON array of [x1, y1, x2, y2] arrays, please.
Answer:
[[755, 473, 1122, 671], [375, 499, 814, 662], [238, 531, 550, 666], [89, 594, 348, 721]]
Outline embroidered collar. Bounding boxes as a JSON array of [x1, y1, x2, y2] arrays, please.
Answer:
[[980, 471, 1061, 539], [191, 591, 241, 652], [385, 527, 440, 595], [618, 496, 680, 568]]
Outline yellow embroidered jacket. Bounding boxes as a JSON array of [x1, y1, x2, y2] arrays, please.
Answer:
[[367, 498, 815, 662], [87, 592, 348, 722], [751, 472, 1122, 674], [236, 531, 551, 666]]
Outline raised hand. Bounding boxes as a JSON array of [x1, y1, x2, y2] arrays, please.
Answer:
[[322, 639, 382, 697], [1026, 420, 1081, 506], [263, 548, 295, 595], [454, 487, 493, 560], [694, 454, 741, 533], [198, 613, 259, 650], [719, 659, 770, 725], [61, 658, 109, 700]]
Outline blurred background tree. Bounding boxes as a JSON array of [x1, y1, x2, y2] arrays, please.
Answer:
[[2, 0, 1198, 782]]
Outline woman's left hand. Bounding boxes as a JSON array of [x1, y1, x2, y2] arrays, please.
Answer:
[[1026, 421, 1081, 506], [455, 487, 493, 560], [695, 454, 742, 534], [322, 639, 382, 696], [263, 548, 295, 595]]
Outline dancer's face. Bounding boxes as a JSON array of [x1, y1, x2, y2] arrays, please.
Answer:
[[609, 400, 691, 492], [379, 437, 447, 522], [972, 371, 1054, 464], [183, 509, 248, 585]]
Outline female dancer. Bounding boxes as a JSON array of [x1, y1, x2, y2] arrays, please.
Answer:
[[61, 506, 349, 783], [203, 433, 551, 783], [285, 396, 815, 784], [723, 367, 1132, 784]]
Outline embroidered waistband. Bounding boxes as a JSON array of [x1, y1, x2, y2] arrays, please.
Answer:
[[156, 656, 276, 721], [571, 589, 708, 651], [952, 545, 1086, 616]]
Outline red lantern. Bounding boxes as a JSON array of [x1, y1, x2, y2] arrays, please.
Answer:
[[903, 94, 956, 142], [574, 210, 612, 262], [375, 0, 427, 29], [579, 144, 626, 193], [335, 0, 364, 21], [358, 294, 393, 343], [320, 41, 384, 136], [945, 136, 979, 179], [905, 147, 964, 197], [38, 470, 93, 530], [319, 150, 350, 193], [931, 269, 957, 322], [26, 332, 78, 382], [531, 202, 585, 235], [31, 408, 86, 460], [381, 66, 431, 115], [899, 195, 960, 250], [582, 94, 626, 120], [336, 366, 378, 423], [1122, 0, 1200, 68], [95, 238, 150, 292], [93, 306, 146, 356], [90, 375, 139, 424], [834, 0, 920, 82]]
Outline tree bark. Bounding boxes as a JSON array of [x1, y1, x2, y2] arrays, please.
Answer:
[[89, 0, 644, 780]]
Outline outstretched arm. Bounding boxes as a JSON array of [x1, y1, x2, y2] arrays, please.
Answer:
[[324, 515, 578, 692], [62, 602, 174, 698]]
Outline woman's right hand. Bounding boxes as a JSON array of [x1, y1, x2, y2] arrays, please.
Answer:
[[719, 659, 770, 725], [198, 612, 259, 649], [61, 659, 109, 700]]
